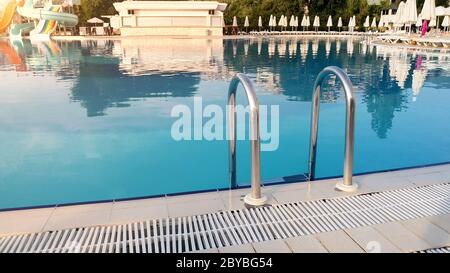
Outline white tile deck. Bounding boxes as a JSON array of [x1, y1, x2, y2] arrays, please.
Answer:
[[426, 214, 450, 233], [252, 240, 292, 253], [167, 198, 225, 218], [315, 230, 365, 253], [43, 209, 111, 231], [218, 244, 255, 253], [0, 207, 54, 235], [1, 164, 450, 253], [401, 218, 450, 249], [344, 226, 402, 253], [284, 235, 328, 253], [109, 204, 168, 224], [372, 222, 432, 252]]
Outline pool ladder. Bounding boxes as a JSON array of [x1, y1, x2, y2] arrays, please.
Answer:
[[228, 66, 358, 207]]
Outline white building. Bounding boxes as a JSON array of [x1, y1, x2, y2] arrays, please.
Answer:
[[110, 1, 227, 36]]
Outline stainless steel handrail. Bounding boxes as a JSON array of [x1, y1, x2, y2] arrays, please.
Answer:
[[228, 73, 267, 206], [308, 66, 358, 192]]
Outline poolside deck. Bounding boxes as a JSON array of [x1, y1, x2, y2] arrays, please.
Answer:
[[51, 31, 378, 42], [0, 164, 449, 253], [376, 34, 450, 50]]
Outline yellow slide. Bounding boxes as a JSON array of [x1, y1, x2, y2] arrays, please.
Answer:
[[0, 0, 23, 33]]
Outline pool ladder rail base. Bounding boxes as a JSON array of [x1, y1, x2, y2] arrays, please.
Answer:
[[227, 66, 358, 207]]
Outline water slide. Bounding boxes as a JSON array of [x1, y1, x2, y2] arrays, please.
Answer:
[[0, 0, 24, 34], [15, 0, 78, 40], [9, 21, 33, 38]]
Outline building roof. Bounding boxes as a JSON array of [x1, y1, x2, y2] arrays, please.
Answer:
[[113, 1, 227, 12]]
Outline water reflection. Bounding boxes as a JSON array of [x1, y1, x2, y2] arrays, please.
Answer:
[[1, 37, 450, 208], [1, 37, 450, 134]]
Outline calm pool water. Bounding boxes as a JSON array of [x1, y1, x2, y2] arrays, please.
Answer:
[[1, 37, 449, 210]]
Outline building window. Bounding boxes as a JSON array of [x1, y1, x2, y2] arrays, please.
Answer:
[[128, 10, 135, 15], [208, 10, 215, 15]]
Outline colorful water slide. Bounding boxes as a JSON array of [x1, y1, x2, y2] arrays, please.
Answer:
[[9, 21, 33, 38], [16, 0, 78, 40], [0, 0, 24, 33], [30, 5, 61, 36]]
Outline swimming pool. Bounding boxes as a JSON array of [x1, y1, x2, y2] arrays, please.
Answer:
[[0, 37, 449, 210]]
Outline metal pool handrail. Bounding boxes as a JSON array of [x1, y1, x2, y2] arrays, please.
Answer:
[[308, 66, 358, 192], [228, 73, 267, 206]]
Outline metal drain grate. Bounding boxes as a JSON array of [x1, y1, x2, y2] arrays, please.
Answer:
[[418, 247, 450, 253], [1, 183, 450, 253]]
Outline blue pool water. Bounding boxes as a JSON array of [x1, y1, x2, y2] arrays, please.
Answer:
[[0, 38, 449, 210]]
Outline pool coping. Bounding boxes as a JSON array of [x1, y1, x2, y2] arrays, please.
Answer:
[[0, 163, 449, 237], [1, 161, 449, 213], [47, 33, 370, 42]]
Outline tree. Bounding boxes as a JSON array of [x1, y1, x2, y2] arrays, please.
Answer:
[[76, 0, 117, 26]]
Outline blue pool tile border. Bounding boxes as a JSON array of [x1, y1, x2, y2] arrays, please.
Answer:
[[1, 161, 449, 213]]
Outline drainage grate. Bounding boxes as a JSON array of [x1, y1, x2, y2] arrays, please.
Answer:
[[418, 247, 450, 253], [1, 183, 450, 253]]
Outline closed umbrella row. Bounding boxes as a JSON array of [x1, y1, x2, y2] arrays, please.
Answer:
[[231, 1, 450, 34], [232, 15, 364, 32], [380, 0, 450, 35]]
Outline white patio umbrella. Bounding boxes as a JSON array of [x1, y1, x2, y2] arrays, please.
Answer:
[[283, 15, 288, 29], [404, 0, 418, 33], [435, 6, 446, 29], [269, 15, 273, 31], [87, 17, 104, 27], [338, 17, 343, 32], [420, 0, 436, 33], [279, 16, 284, 31], [272, 16, 277, 30], [258, 16, 262, 31], [394, 1, 406, 30], [388, 9, 393, 23], [435, 6, 446, 16], [232, 16, 238, 27], [378, 15, 384, 28], [301, 15, 307, 31], [416, 14, 423, 28], [364, 16, 370, 30], [371, 17, 377, 29], [244, 16, 250, 32], [348, 16, 354, 32], [289, 15, 295, 31], [313, 16, 320, 32], [429, 17, 437, 27], [353, 15, 356, 30], [442, 16, 449, 32], [295, 16, 299, 31], [327, 15, 333, 31], [306, 16, 311, 30]]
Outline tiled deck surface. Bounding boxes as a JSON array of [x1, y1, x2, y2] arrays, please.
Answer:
[[1, 164, 449, 253]]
